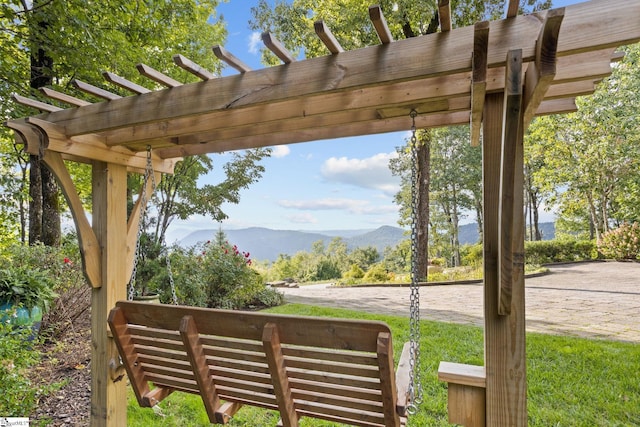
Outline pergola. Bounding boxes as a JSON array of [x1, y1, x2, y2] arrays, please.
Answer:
[[5, 0, 640, 425]]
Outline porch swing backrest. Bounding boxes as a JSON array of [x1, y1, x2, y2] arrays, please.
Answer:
[[108, 301, 411, 427]]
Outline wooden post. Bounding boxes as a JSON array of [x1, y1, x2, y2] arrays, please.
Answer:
[[483, 90, 527, 425], [91, 161, 128, 426]]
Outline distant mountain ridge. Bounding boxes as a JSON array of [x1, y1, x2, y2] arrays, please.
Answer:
[[179, 226, 407, 262], [179, 222, 555, 262]]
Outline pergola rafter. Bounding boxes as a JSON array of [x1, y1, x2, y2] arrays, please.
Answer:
[[4, 1, 640, 426]]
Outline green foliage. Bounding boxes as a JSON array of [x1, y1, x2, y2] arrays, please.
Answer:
[[343, 264, 365, 280], [0, 266, 56, 311], [362, 263, 390, 283], [0, 323, 41, 416], [525, 239, 597, 265], [460, 243, 483, 268], [163, 239, 282, 310], [598, 222, 640, 260]]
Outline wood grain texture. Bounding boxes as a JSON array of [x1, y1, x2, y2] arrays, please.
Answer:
[[213, 45, 252, 73], [314, 21, 344, 54]]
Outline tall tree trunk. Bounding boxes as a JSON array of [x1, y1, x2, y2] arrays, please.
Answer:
[[29, 1, 61, 246], [416, 133, 430, 281], [28, 155, 43, 245], [451, 186, 461, 266]]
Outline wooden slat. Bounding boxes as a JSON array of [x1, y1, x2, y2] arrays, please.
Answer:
[[286, 358, 380, 379], [470, 21, 489, 147], [523, 8, 565, 127], [212, 45, 252, 73], [143, 372, 200, 393], [72, 79, 121, 100], [369, 5, 393, 44], [507, 0, 519, 18], [137, 354, 191, 372], [108, 307, 162, 406], [376, 332, 401, 426], [262, 32, 296, 64], [289, 378, 382, 403], [12, 94, 62, 112], [133, 335, 185, 352], [180, 315, 221, 423], [173, 54, 215, 80], [142, 363, 195, 381], [288, 369, 381, 391], [263, 323, 299, 427], [314, 21, 344, 54], [282, 346, 378, 366], [438, 362, 486, 388], [438, 0, 452, 32], [291, 388, 383, 416], [103, 71, 151, 94], [294, 401, 385, 427], [216, 387, 279, 410], [201, 335, 263, 353], [536, 97, 576, 115], [136, 63, 182, 88], [498, 49, 523, 316], [40, 87, 91, 107]]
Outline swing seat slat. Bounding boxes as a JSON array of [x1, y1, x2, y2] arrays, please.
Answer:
[[109, 301, 410, 426]]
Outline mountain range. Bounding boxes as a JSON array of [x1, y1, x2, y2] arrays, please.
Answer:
[[179, 222, 555, 262]]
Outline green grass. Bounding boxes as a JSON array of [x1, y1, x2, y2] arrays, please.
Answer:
[[127, 304, 640, 426]]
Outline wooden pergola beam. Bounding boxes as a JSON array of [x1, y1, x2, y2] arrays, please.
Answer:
[[40, 87, 92, 107], [136, 63, 183, 88], [262, 32, 296, 64], [523, 8, 564, 127], [24, 0, 638, 146], [507, 0, 519, 18], [212, 45, 252, 73], [314, 21, 344, 54], [173, 54, 215, 80], [369, 5, 393, 44], [103, 71, 152, 94], [439, 0, 452, 32], [12, 93, 62, 113], [470, 21, 489, 147], [73, 79, 121, 100]]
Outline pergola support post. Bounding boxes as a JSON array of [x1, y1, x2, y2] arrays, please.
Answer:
[[90, 161, 128, 426], [483, 90, 527, 424]]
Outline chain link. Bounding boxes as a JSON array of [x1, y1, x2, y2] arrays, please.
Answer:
[[128, 146, 154, 300], [407, 109, 423, 415]]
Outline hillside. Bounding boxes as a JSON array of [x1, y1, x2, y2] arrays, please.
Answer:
[[179, 226, 407, 262], [179, 222, 554, 262]]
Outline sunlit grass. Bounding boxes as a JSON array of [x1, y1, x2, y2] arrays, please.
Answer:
[[127, 304, 640, 426]]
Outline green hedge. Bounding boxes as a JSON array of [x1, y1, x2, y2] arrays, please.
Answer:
[[524, 239, 597, 265]]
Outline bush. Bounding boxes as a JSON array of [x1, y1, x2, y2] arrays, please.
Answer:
[[343, 264, 365, 280], [166, 241, 282, 310], [598, 222, 640, 260], [524, 239, 597, 265], [362, 263, 391, 283]]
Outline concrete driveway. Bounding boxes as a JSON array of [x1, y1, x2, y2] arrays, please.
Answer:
[[280, 261, 640, 342]]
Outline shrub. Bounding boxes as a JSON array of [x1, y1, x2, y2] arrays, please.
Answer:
[[343, 264, 365, 280], [598, 222, 640, 260], [362, 263, 391, 283], [525, 239, 597, 265]]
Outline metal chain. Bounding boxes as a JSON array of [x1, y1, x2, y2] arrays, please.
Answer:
[[128, 146, 154, 300], [407, 109, 423, 415]]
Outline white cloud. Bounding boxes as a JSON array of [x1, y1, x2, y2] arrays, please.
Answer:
[[248, 32, 262, 54], [286, 213, 318, 224], [278, 198, 399, 215], [320, 152, 400, 196], [271, 145, 290, 158]]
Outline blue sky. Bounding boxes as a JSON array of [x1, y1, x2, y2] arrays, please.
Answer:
[[165, 0, 583, 243]]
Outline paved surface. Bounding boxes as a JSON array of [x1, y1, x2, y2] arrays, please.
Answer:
[[280, 261, 640, 343]]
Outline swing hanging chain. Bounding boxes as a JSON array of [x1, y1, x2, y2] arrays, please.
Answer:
[[407, 109, 423, 414], [128, 146, 155, 301]]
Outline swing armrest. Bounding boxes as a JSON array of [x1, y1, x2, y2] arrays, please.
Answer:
[[395, 342, 412, 416]]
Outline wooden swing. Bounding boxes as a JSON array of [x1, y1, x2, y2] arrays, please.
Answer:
[[109, 302, 411, 427]]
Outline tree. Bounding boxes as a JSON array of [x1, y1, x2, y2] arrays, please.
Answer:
[[250, 0, 550, 279], [526, 43, 640, 239], [1, 0, 229, 243]]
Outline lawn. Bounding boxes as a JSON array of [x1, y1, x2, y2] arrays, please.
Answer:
[[127, 304, 640, 426]]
